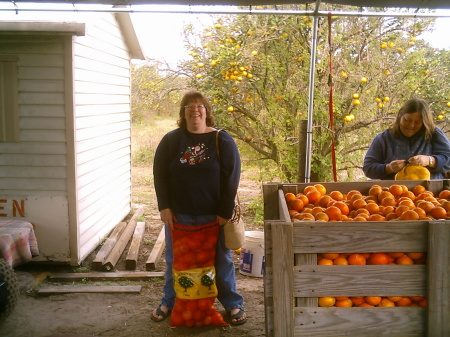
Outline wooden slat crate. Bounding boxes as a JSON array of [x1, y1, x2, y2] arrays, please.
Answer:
[[263, 180, 450, 337]]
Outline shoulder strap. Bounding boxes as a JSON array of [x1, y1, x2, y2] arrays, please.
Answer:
[[216, 129, 221, 163]]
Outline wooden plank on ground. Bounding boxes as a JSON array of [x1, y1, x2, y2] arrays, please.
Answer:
[[48, 271, 164, 281], [103, 207, 144, 271], [146, 225, 166, 271], [125, 221, 146, 270], [91, 221, 126, 271], [36, 285, 141, 296]]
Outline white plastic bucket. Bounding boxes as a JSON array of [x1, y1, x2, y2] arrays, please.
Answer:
[[239, 231, 265, 278]]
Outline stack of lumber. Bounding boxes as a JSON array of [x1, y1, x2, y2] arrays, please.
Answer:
[[91, 207, 166, 272]]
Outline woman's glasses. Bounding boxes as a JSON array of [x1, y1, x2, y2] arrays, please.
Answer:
[[184, 105, 206, 110]]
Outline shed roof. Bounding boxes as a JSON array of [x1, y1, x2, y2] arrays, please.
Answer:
[[7, 0, 450, 10]]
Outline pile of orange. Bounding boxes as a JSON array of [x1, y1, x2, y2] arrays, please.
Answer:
[[317, 252, 426, 265], [285, 183, 450, 222], [318, 295, 426, 307]]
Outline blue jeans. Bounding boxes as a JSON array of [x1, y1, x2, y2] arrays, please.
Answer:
[[161, 214, 244, 312]]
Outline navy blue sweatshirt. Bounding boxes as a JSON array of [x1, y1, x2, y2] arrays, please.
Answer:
[[363, 127, 450, 180], [153, 128, 241, 219]]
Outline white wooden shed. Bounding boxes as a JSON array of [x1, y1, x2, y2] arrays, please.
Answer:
[[0, 11, 144, 265]]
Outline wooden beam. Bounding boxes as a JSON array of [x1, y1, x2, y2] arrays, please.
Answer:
[[125, 221, 146, 270], [37, 285, 142, 296], [146, 225, 166, 271], [103, 207, 145, 271], [91, 221, 126, 271], [48, 271, 164, 281]]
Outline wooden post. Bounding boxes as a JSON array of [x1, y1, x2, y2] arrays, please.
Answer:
[[125, 221, 146, 270], [427, 221, 449, 337], [146, 225, 166, 271], [92, 222, 126, 271], [271, 221, 294, 337]]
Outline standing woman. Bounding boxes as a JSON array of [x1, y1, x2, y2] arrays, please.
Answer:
[[363, 98, 450, 180], [151, 90, 247, 325]]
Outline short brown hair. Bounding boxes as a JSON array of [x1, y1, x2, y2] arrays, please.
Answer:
[[391, 98, 435, 140], [177, 90, 215, 129]]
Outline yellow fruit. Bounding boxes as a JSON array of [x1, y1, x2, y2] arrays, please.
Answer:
[[227, 106, 234, 112], [361, 77, 367, 83], [384, 97, 390, 102], [215, 23, 222, 29], [211, 60, 217, 66], [197, 63, 204, 67], [446, 102, 450, 107], [381, 43, 387, 49], [397, 48, 403, 53], [375, 98, 382, 103], [340, 71, 348, 78], [353, 99, 361, 106], [438, 115, 444, 120], [251, 50, 258, 56], [395, 164, 431, 180], [384, 70, 391, 76], [196, 74, 203, 79], [319, 297, 336, 307], [344, 115, 353, 122], [352, 93, 359, 99], [378, 103, 384, 109], [388, 42, 395, 48]]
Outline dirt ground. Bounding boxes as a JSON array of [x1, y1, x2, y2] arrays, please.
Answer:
[[0, 166, 267, 337]]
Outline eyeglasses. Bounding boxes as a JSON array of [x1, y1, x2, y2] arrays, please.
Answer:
[[184, 105, 206, 110]]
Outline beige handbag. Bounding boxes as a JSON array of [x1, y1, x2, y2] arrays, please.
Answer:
[[216, 130, 245, 250]]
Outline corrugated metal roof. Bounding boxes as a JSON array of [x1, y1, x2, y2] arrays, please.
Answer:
[[8, 0, 450, 10]]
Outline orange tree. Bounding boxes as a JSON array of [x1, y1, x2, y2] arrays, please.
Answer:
[[179, 5, 450, 182]]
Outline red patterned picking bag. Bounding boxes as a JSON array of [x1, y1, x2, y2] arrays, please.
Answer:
[[169, 221, 227, 328]]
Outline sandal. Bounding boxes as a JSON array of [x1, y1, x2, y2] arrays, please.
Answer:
[[151, 304, 171, 322], [228, 308, 247, 326]]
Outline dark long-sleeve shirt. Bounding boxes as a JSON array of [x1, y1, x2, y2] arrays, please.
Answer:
[[153, 128, 241, 219], [363, 127, 450, 180]]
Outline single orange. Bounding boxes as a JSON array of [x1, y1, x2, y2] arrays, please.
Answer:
[[296, 213, 316, 221], [400, 209, 420, 221], [367, 214, 386, 221], [407, 252, 424, 260], [429, 206, 447, 219], [318, 258, 333, 265], [333, 256, 349, 265], [289, 198, 304, 211], [388, 252, 404, 259], [396, 255, 414, 265], [417, 201, 435, 213], [325, 206, 342, 221], [365, 195, 378, 203], [348, 253, 366, 265], [365, 202, 380, 214], [368, 185, 383, 196], [368, 253, 389, 265], [285, 192, 296, 202], [346, 190, 362, 200], [335, 298, 353, 307], [389, 184, 404, 196], [318, 296, 336, 307], [385, 212, 398, 221], [400, 190, 416, 201], [410, 295, 425, 302], [297, 194, 309, 206], [358, 303, 374, 307], [438, 189, 450, 199], [412, 185, 426, 196], [353, 215, 367, 221], [381, 197, 396, 207], [382, 205, 395, 215], [398, 199, 415, 209], [311, 206, 325, 216], [378, 298, 395, 307], [352, 198, 367, 210], [378, 191, 395, 202], [314, 184, 327, 196], [303, 185, 318, 194], [441, 200, 450, 212], [418, 298, 427, 307], [387, 296, 402, 302], [333, 201, 350, 215], [318, 195, 332, 207], [306, 190, 322, 204], [314, 212, 329, 222], [395, 205, 410, 218], [351, 297, 365, 306], [321, 253, 339, 260], [412, 207, 427, 218], [329, 190, 344, 201], [364, 296, 382, 306], [396, 297, 413, 307]]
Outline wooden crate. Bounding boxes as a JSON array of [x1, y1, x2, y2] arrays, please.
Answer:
[[263, 180, 450, 337]]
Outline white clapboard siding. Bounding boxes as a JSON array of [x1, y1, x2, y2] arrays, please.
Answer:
[[20, 104, 65, 118], [72, 12, 132, 263], [19, 79, 65, 93], [0, 166, 67, 179], [20, 117, 66, 130], [0, 153, 66, 166], [20, 130, 66, 142], [0, 142, 67, 154], [0, 177, 66, 192]]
